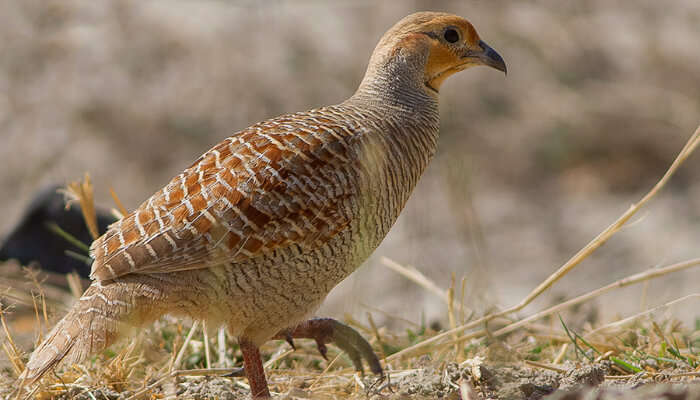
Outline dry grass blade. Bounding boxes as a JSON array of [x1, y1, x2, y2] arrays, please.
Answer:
[[587, 293, 700, 335], [524, 360, 566, 373], [25, 268, 50, 327], [124, 373, 171, 400], [202, 320, 211, 369], [1, 305, 24, 376], [263, 348, 294, 370], [446, 274, 464, 362], [109, 186, 129, 217], [553, 343, 568, 364], [668, 371, 700, 378], [487, 258, 700, 339], [436, 258, 700, 347], [171, 368, 241, 376], [595, 350, 614, 363], [173, 320, 199, 370], [63, 173, 99, 240], [66, 272, 84, 299], [387, 124, 700, 362], [381, 257, 449, 304], [217, 327, 227, 368]]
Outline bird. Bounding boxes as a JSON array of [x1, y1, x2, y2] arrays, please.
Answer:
[[1, 185, 114, 279], [19, 11, 506, 398]]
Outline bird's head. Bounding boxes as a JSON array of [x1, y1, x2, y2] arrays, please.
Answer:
[[362, 12, 506, 95]]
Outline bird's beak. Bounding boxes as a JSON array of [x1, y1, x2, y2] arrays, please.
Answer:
[[464, 40, 507, 75]]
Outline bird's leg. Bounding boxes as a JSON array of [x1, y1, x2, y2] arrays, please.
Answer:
[[239, 337, 271, 399], [275, 317, 383, 377]]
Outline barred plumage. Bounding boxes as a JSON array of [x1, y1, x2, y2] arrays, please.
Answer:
[[20, 11, 506, 398], [91, 106, 384, 281]]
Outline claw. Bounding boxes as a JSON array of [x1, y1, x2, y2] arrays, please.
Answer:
[[284, 331, 296, 350], [325, 319, 382, 376], [315, 340, 328, 360]]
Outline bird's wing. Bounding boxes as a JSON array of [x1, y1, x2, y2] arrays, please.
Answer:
[[89, 111, 362, 281]]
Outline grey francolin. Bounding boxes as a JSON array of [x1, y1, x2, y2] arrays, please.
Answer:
[[19, 11, 506, 398]]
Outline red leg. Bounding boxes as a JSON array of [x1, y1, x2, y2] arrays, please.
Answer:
[[239, 337, 271, 399]]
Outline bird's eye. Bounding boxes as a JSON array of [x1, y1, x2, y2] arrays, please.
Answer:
[[443, 28, 460, 43]]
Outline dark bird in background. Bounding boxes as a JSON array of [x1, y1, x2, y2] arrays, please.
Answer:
[[0, 185, 114, 278]]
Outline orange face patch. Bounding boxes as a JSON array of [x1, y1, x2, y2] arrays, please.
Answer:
[[419, 17, 483, 91], [425, 44, 461, 90]]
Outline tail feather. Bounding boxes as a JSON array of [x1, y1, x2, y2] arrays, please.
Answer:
[[19, 282, 131, 385]]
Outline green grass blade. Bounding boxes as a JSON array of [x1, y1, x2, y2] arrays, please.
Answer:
[[559, 314, 593, 361], [610, 356, 642, 373], [65, 249, 93, 266], [45, 221, 90, 253]]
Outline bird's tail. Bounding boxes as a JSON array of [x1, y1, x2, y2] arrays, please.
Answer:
[[19, 280, 143, 385]]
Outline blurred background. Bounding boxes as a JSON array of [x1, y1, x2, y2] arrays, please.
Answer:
[[1, 0, 699, 332]]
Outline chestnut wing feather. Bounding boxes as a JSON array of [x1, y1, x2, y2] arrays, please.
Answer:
[[89, 113, 358, 281]]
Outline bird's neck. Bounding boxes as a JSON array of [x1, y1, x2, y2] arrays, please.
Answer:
[[349, 53, 438, 115]]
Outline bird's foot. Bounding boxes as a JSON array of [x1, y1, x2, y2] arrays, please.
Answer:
[[276, 317, 383, 376]]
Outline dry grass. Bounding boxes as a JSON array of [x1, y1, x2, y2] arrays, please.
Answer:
[[0, 126, 698, 399]]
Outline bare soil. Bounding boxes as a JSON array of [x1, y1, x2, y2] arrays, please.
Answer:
[[4, 362, 696, 399], [375, 362, 700, 400], [173, 363, 700, 399]]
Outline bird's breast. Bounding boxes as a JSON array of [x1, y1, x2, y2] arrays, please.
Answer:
[[334, 104, 441, 272]]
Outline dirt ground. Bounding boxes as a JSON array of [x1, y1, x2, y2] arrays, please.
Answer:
[[380, 361, 700, 400], [3, 362, 696, 399], [168, 363, 700, 400]]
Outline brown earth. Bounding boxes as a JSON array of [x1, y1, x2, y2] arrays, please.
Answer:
[[2, 358, 698, 399]]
